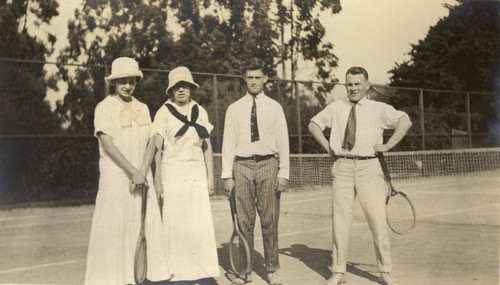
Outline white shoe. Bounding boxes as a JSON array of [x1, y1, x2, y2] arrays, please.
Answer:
[[379, 272, 399, 285], [325, 272, 346, 285], [267, 271, 282, 285]]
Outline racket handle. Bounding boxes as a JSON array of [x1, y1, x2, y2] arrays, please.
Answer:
[[376, 152, 392, 182]]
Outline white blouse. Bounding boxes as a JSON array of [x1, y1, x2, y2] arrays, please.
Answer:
[[151, 99, 213, 181], [94, 95, 151, 190]]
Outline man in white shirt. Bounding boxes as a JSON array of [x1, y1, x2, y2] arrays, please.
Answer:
[[222, 58, 290, 285], [308, 67, 412, 285]]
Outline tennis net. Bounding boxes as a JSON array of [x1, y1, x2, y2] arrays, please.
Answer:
[[213, 148, 500, 189]]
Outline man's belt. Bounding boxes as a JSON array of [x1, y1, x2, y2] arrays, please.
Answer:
[[334, 155, 377, 160], [236, 154, 275, 162]]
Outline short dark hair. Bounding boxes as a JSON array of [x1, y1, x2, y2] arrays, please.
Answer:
[[243, 58, 265, 74], [346, 66, 369, 80]]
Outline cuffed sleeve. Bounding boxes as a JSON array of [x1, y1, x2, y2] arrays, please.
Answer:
[[310, 103, 333, 131], [94, 103, 114, 138], [198, 105, 214, 134], [379, 103, 409, 130], [151, 107, 167, 138]]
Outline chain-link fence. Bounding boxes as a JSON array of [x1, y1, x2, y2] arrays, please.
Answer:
[[1, 58, 499, 205]]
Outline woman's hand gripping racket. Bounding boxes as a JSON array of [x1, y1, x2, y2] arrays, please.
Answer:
[[228, 189, 251, 277], [133, 183, 148, 284], [376, 152, 417, 235]]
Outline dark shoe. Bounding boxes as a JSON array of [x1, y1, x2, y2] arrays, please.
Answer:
[[325, 272, 346, 285]]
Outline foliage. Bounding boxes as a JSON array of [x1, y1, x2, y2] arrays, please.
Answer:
[[0, 0, 61, 134], [55, 0, 342, 133], [388, 0, 500, 149], [0, 0, 66, 204]]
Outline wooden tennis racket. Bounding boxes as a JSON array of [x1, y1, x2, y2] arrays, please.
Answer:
[[134, 183, 148, 284], [228, 190, 251, 277], [376, 152, 417, 235]]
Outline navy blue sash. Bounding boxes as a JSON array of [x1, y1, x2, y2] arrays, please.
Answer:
[[165, 103, 209, 139]]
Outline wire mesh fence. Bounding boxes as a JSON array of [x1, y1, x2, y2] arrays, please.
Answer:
[[1, 57, 499, 154], [1, 58, 500, 206], [1, 134, 499, 206]]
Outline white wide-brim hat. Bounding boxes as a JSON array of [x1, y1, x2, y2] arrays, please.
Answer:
[[166, 66, 199, 94], [105, 57, 143, 84]]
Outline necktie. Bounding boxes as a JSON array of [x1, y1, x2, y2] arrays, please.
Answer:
[[251, 96, 260, 142], [342, 102, 357, 151], [165, 103, 209, 139]]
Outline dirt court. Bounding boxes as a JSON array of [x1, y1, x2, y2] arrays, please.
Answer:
[[0, 171, 498, 285]]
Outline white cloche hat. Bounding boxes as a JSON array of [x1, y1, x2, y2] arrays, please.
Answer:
[[105, 57, 143, 84], [166, 66, 199, 94]]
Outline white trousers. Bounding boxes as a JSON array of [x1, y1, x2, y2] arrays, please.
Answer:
[[331, 158, 392, 273]]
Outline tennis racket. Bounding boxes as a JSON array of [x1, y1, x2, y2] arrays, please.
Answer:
[[376, 152, 417, 235], [228, 190, 251, 277], [134, 183, 148, 284]]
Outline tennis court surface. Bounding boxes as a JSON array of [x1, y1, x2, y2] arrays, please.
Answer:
[[0, 168, 498, 285]]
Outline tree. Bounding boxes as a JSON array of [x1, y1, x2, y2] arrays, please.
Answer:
[[390, 0, 498, 92], [0, 0, 63, 204], [56, 0, 343, 132], [388, 0, 499, 149], [0, 0, 61, 134], [55, 0, 176, 134]]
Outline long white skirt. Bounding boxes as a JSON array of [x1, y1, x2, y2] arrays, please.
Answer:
[[84, 177, 172, 285], [162, 179, 220, 281]]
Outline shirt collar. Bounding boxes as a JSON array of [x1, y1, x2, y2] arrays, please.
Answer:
[[345, 96, 367, 106], [244, 91, 264, 101], [107, 95, 139, 110], [165, 98, 198, 108]]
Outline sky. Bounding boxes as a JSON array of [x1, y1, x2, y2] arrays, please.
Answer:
[[41, 0, 457, 107], [320, 0, 457, 85]]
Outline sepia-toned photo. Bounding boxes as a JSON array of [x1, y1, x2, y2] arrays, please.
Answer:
[[0, 0, 498, 284]]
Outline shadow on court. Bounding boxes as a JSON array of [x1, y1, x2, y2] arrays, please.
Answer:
[[280, 244, 380, 283], [0, 171, 498, 284], [218, 242, 269, 283], [148, 277, 217, 285]]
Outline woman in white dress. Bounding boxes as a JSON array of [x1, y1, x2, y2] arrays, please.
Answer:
[[147, 66, 220, 283], [84, 57, 172, 285]]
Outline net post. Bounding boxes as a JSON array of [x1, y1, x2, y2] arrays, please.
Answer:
[[105, 65, 110, 96], [277, 78, 281, 101], [212, 74, 220, 152], [419, 89, 425, 150], [294, 82, 302, 154], [466, 92, 472, 148]]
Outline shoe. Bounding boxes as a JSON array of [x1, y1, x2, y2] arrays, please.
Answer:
[[379, 272, 399, 285], [267, 271, 282, 285], [325, 272, 346, 285], [231, 273, 252, 285]]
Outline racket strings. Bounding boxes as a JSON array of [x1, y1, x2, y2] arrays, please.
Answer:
[[386, 193, 416, 235], [230, 234, 250, 275]]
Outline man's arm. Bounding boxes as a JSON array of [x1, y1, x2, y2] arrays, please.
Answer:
[[221, 106, 237, 196], [308, 121, 332, 155], [374, 115, 412, 152], [275, 107, 289, 193]]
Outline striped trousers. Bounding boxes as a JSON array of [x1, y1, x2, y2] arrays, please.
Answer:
[[233, 157, 280, 272]]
